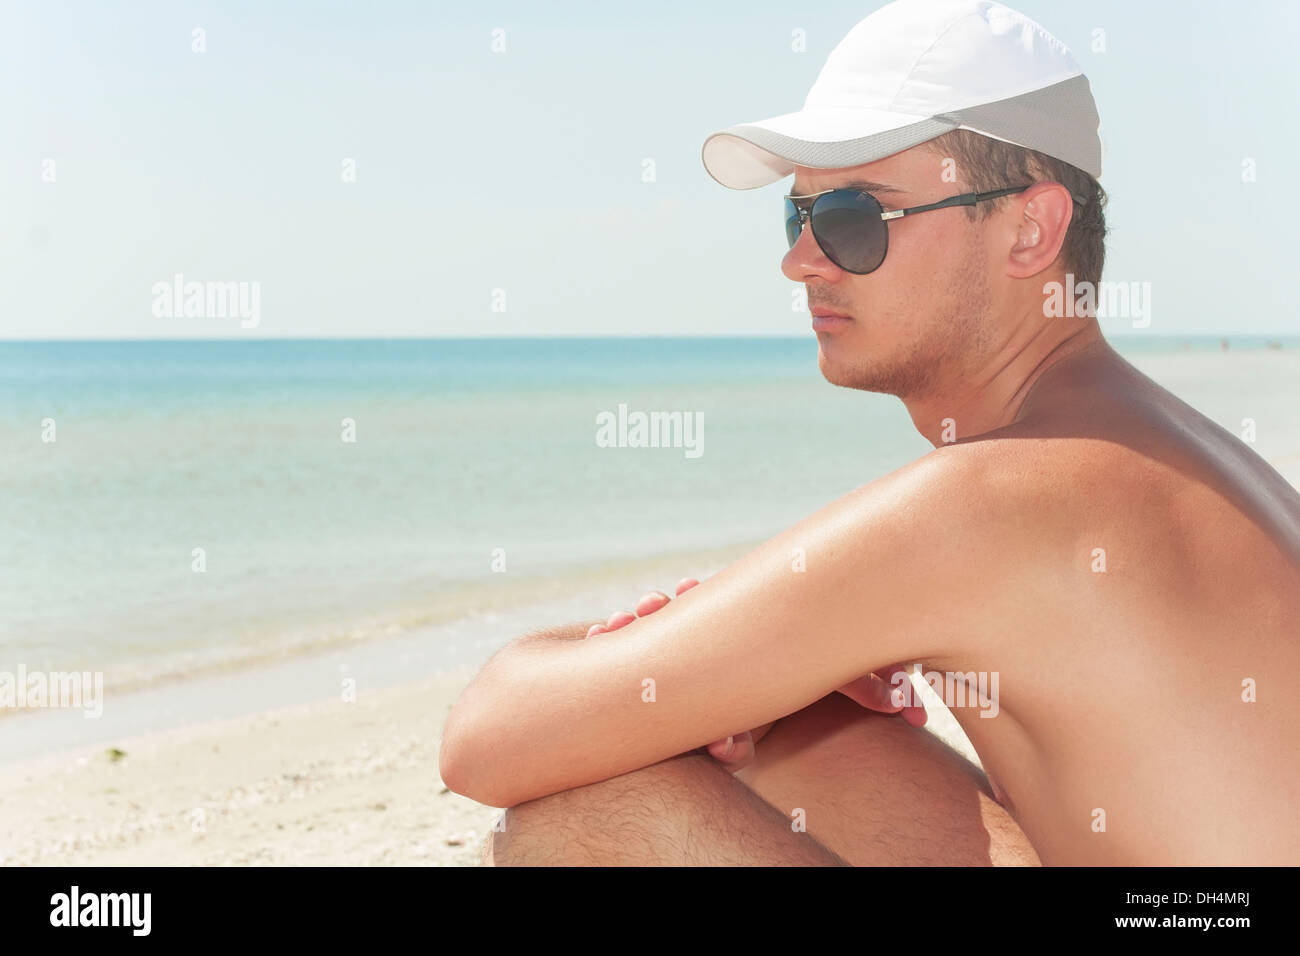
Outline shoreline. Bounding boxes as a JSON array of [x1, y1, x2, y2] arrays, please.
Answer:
[[1, 540, 766, 706], [0, 539, 761, 758], [0, 541, 763, 864]]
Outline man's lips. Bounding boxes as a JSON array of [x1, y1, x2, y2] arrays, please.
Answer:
[[810, 307, 853, 332]]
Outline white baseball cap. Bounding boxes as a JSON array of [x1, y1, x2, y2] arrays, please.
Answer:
[[701, 0, 1103, 189]]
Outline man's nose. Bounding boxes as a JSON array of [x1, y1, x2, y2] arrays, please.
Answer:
[[781, 219, 839, 283]]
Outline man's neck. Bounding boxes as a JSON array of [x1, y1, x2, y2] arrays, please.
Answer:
[[903, 315, 1107, 448]]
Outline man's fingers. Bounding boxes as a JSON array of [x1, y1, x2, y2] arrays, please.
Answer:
[[836, 673, 901, 713], [836, 667, 932, 723], [591, 578, 699, 640], [877, 665, 910, 710], [634, 590, 671, 617], [605, 610, 636, 631], [878, 665, 928, 726], [705, 731, 754, 772]]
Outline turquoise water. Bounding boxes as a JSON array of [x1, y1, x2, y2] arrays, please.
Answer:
[[2, 336, 1298, 684]]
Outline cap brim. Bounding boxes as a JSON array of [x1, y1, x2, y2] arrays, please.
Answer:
[[701, 107, 959, 190]]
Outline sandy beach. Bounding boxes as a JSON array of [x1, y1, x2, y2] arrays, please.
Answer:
[[0, 544, 770, 867], [0, 671, 498, 867]]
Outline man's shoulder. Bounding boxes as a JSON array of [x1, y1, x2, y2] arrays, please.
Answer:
[[886, 432, 1179, 567], [896, 432, 1143, 518], [921, 428, 1286, 576], [837, 439, 1098, 661]]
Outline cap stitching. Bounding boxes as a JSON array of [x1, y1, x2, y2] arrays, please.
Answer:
[[887, 10, 984, 112], [888, 6, 1077, 113], [986, 6, 1072, 58]]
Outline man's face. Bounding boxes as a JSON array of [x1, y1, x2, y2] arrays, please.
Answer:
[[782, 146, 1003, 400]]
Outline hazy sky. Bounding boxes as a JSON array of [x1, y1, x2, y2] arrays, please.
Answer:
[[3, 0, 1297, 339]]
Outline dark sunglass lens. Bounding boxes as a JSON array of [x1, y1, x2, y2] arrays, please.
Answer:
[[784, 198, 803, 248], [810, 190, 887, 274]]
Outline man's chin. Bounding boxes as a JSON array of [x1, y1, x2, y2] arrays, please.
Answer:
[[816, 344, 894, 395], [816, 341, 855, 384]]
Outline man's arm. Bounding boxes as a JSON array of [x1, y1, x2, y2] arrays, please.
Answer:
[[512, 621, 602, 646], [439, 446, 1020, 808]]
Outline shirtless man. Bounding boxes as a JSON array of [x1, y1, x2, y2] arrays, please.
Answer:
[[439, 1, 1300, 865]]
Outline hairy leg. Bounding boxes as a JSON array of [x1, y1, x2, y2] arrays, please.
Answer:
[[736, 693, 1038, 865], [486, 693, 1038, 866], [487, 750, 849, 865]]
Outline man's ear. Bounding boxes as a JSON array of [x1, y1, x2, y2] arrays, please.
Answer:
[[1004, 182, 1074, 279]]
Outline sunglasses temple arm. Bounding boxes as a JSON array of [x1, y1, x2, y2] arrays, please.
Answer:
[[976, 185, 1089, 206], [889, 184, 1071, 221], [884, 191, 990, 220]]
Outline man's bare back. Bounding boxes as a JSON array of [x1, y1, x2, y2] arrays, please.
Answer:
[[924, 338, 1300, 863]]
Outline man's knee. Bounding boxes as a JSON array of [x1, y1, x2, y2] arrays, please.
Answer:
[[486, 752, 847, 866], [488, 753, 722, 866]]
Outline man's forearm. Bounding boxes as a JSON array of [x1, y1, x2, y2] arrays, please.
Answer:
[[441, 621, 598, 801], [442, 617, 774, 799], [448, 618, 611, 726], [450, 620, 599, 718], [512, 620, 601, 647], [483, 620, 781, 749], [471, 620, 782, 745]]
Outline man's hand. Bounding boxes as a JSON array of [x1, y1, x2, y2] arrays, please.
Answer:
[[585, 577, 927, 773]]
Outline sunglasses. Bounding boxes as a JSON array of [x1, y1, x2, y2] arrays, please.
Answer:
[[784, 183, 1087, 275]]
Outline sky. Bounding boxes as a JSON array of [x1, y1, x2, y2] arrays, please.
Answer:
[[2, 0, 1298, 339]]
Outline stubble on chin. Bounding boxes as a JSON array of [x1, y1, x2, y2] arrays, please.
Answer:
[[820, 335, 941, 398], [819, 251, 993, 400]]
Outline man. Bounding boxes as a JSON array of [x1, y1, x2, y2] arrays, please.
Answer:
[[440, 0, 1300, 865]]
